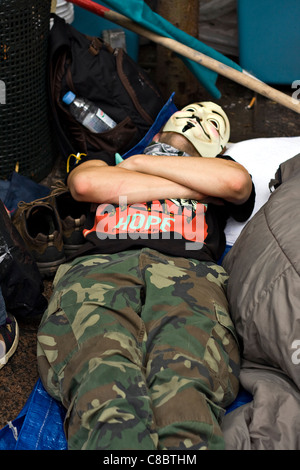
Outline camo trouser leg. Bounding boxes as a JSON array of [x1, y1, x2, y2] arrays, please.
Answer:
[[37, 248, 240, 450]]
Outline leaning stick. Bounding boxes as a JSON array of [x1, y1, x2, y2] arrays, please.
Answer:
[[67, 0, 300, 114]]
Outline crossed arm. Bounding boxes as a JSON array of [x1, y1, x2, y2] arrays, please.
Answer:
[[67, 153, 252, 206]]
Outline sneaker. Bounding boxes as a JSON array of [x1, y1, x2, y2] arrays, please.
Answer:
[[13, 200, 66, 278], [0, 314, 19, 369]]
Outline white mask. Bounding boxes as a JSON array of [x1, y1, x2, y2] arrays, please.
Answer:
[[162, 101, 230, 158]]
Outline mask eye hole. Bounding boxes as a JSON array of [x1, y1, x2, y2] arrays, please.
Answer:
[[185, 108, 195, 113], [209, 119, 219, 129]]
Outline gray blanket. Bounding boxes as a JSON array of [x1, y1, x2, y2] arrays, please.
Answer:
[[222, 154, 300, 450]]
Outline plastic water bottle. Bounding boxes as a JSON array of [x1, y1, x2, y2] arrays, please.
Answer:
[[62, 91, 117, 133]]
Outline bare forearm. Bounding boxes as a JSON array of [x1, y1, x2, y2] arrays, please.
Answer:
[[121, 154, 252, 204], [67, 161, 202, 204]]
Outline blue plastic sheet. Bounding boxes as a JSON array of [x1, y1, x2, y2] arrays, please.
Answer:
[[226, 388, 253, 414], [0, 379, 67, 450], [122, 92, 177, 159]]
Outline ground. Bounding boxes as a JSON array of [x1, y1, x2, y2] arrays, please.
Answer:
[[0, 46, 299, 430]]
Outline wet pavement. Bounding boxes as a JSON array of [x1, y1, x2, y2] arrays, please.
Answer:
[[0, 53, 299, 430]]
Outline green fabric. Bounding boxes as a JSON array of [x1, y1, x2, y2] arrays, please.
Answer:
[[100, 0, 242, 98], [37, 249, 240, 450]]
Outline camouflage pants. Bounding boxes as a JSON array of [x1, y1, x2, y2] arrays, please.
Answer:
[[37, 248, 240, 450]]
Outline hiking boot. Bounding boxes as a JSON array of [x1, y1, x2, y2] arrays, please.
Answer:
[[13, 181, 89, 273], [13, 201, 66, 278], [54, 188, 89, 257], [0, 314, 19, 369]]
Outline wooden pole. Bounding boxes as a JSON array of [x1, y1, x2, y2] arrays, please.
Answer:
[[156, 0, 200, 107], [67, 0, 300, 114]]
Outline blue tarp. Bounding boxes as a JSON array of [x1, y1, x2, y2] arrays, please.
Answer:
[[92, 0, 242, 98], [0, 379, 67, 450], [122, 92, 177, 158]]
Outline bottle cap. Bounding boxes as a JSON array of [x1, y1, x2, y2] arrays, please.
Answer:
[[62, 91, 76, 105]]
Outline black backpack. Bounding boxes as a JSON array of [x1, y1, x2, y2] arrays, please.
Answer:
[[48, 14, 165, 167]]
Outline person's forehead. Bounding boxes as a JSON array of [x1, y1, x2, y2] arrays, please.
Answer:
[[182, 102, 219, 112]]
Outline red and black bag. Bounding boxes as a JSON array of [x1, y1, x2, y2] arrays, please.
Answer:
[[48, 14, 164, 168]]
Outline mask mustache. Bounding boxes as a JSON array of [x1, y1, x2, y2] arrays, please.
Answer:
[[180, 117, 211, 140]]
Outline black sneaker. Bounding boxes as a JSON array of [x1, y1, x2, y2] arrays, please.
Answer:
[[0, 314, 19, 369]]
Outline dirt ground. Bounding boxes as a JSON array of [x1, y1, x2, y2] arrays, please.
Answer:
[[0, 47, 299, 431]]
